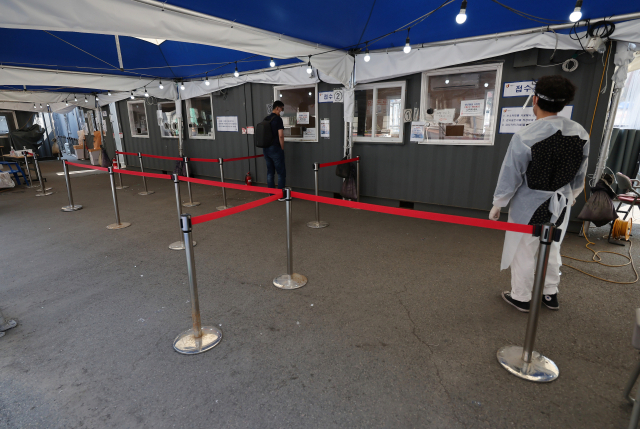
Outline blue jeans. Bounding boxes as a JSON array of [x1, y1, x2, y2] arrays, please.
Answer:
[[264, 145, 286, 189]]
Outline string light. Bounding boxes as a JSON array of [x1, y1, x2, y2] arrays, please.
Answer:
[[234, 63, 240, 77], [445, 79, 450, 84], [46, 103, 50, 107], [484, 82, 489, 87], [108, 91, 112, 96], [364, 48, 371, 62], [569, 0, 582, 22], [74, 94, 77, 101], [309, 91, 312, 96], [456, 0, 468, 24], [180, 82, 185, 90], [96, 95, 99, 101], [39, 104, 42, 109], [270, 58, 275, 67], [84, 95, 88, 102], [33, 103, 36, 109], [159, 80, 163, 89], [144, 87, 149, 97], [130, 91, 135, 99], [403, 29, 412, 54], [205, 76, 210, 85], [306, 59, 312, 74], [65, 100, 69, 106]]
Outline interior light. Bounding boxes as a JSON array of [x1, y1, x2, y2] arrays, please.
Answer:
[[159, 80, 163, 89], [33, 103, 36, 109], [570, 0, 582, 22], [84, 96, 88, 102], [484, 82, 489, 87], [270, 58, 275, 68], [74, 95, 77, 101], [234, 66, 240, 78], [279, 94, 282, 98], [309, 91, 312, 96], [108, 91, 112, 96], [445, 79, 450, 84], [456, 0, 467, 24], [180, 82, 185, 90], [65, 100, 69, 106], [39, 104, 42, 109], [204, 77, 210, 86], [130, 91, 135, 99], [95, 95, 99, 101], [46, 103, 50, 107], [306, 60, 312, 74], [144, 87, 149, 97], [364, 48, 371, 62]]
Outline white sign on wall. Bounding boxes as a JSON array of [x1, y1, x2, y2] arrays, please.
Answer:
[[410, 122, 425, 142], [499, 106, 573, 134], [216, 116, 238, 132], [320, 119, 330, 138], [503, 81, 536, 97], [460, 99, 485, 117], [433, 108, 456, 124], [333, 89, 344, 103], [318, 92, 334, 103], [297, 112, 310, 125]]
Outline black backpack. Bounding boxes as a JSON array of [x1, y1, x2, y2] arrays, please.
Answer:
[[255, 114, 277, 148]]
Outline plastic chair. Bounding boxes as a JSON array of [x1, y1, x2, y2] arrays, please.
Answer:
[[624, 309, 640, 428]]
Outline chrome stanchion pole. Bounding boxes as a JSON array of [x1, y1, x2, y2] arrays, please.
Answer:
[[106, 166, 131, 229], [356, 157, 360, 202], [273, 188, 307, 289], [137, 152, 154, 196], [170, 174, 196, 250], [173, 213, 222, 354], [114, 155, 129, 190], [307, 162, 328, 228], [61, 160, 82, 212], [216, 158, 232, 211], [23, 153, 33, 187], [34, 154, 53, 196], [182, 156, 200, 207], [497, 223, 560, 382]]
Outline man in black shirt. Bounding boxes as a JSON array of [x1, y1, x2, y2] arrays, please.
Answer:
[[263, 100, 286, 189]]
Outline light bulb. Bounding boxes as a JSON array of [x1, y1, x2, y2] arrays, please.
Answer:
[[234, 67, 239, 77], [456, 0, 467, 24], [279, 94, 282, 98], [484, 82, 489, 87], [84, 96, 88, 102], [39, 104, 42, 109], [445, 79, 450, 84], [130, 91, 134, 99], [65, 101, 69, 106], [33, 103, 36, 109], [204, 77, 210, 86], [570, 1, 582, 22], [108, 91, 112, 96], [404, 38, 411, 54], [180, 82, 185, 90], [74, 95, 77, 101], [47, 104, 50, 107], [270, 58, 275, 67], [159, 81, 163, 89], [144, 88, 149, 97], [309, 91, 312, 96], [364, 48, 371, 62], [306, 61, 312, 74], [95, 95, 99, 101]]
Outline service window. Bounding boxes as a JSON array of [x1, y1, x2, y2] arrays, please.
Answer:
[[158, 102, 179, 138], [273, 84, 318, 142], [352, 81, 406, 143], [420, 63, 502, 146], [186, 96, 214, 139], [0, 111, 18, 138], [127, 101, 149, 138]]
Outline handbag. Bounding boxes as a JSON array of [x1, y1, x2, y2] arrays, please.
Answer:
[[341, 174, 357, 200]]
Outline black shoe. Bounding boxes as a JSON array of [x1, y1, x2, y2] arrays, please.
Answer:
[[542, 293, 559, 310], [502, 291, 530, 313]]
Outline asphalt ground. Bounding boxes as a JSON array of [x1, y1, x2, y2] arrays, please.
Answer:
[[1, 159, 639, 428]]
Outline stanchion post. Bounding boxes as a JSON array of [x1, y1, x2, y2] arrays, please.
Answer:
[[114, 156, 129, 190], [61, 160, 82, 212], [497, 223, 560, 382], [34, 154, 53, 196], [137, 152, 154, 196], [106, 166, 131, 230], [170, 174, 196, 250], [356, 157, 360, 202], [23, 153, 33, 187], [273, 188, 308, 289], [307, 162, 328, 228], [216, 158, 233, 211], [182, 156, 200, 207], [173, 213, 222, 354]]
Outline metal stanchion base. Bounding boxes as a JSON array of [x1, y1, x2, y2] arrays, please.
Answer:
[[169, 240, 197, 250], [107, 222, 131, 230], [173, 326, 222, 355], [36, 191, 54, 197], [138, 191, 155, 196], [216, 205, 233, 211], [497, 345, 559, 383], [183, 202, 201, 207], [115, 185, 129, 190], [307, 220, 329, 229], [273, 273, 308, 290], [61, 205, 83, 212], [37, 187, 52, 191]]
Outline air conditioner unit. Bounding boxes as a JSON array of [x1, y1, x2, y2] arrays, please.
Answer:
[[431, 73, 480, 90]]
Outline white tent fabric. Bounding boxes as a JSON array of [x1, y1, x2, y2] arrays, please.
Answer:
[[0, 0, 353, 86], [0, 101, 78, 114], [608, 18, 640, 44]]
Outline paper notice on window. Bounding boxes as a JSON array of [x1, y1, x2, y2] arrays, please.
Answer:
[[410, 122, 425, 142], [433, 108, 456, 124], [247, 126, 254, 135], [460, 99, 485, 117], [499, 106, 573, 134], [320, 119, 330, 138], [216, 116, 238, 132], [297, 112, 309, 125]]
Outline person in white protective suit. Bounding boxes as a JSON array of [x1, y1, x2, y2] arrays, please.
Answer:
[[489, 75, 589, 312]]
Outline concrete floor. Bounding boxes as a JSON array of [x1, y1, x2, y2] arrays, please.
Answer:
[[1, 160, 640, 429]]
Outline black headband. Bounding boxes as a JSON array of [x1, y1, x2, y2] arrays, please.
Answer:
[[535, 92, 565, 103]]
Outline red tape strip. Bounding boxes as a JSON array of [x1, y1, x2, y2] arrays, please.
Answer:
[[290, 191, 534, 234], [318, 157, 360, 169], [224, 154, 264, 163], [113, 168, 171, 180], [65, 161, 109, 172], [115, 151, 138, 156], [178, 176, 282, 195], [192, 193, 282, 225], [140, 153, 183, 161]]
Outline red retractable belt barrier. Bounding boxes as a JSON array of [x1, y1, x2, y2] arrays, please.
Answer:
[[178, 176, 281, 195], [291, 191, 534, 234], [189, 157, 219, 163], [115, 151, 138, 156], [223, 154, 264, 163], [192, 193, 282, 225], [113, 168, 171, 180], [140, 153, 183, 161], [65, 161, 109, 172], [318, 156, 359, 169]]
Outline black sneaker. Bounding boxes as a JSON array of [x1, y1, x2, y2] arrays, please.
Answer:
[[502, 291, 530, 313], [542, 293, 559, 310]]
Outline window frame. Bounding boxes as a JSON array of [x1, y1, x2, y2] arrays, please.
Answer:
[[185, 94, 215, 140], [0, 110, 18, 139], [127, 100, 149, 139], [157, 101, 179, 139], [273, 83, 319, 143], [352, 80, 406, 144], [420, 63, 503, 146]]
